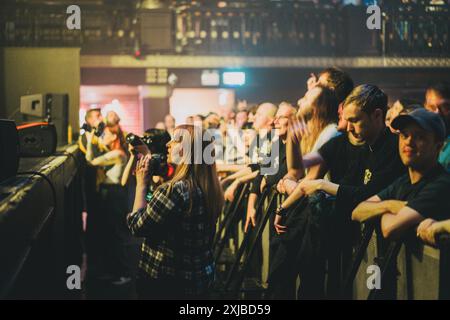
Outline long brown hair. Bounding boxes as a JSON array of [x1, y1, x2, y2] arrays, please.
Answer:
[[300, 85, 338, 154], [167, 124, 224, 225], [104, 124, 126, 152]]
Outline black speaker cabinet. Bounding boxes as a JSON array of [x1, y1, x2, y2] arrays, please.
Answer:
[[45, 93, 69, 146], [17, 122, 57, 157], [20, 93, 69, 146], [0, 119, 20, 183]]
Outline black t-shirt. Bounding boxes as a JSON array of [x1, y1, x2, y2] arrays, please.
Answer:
[[249, 138, 287, 194], [266, 140, 287, 187], [318, 133, 365, 186], [319, 128, 407, 213], [377, 164, 450, 221]]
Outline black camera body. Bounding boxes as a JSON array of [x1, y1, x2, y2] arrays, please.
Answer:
[[126, 129, 171, 177], [81, 121, 105, 137]]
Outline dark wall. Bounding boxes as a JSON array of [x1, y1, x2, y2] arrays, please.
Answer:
[[1, 48, 80, 134]]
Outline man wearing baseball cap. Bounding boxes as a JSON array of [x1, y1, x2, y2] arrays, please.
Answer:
[[352, 108, 450, 239]]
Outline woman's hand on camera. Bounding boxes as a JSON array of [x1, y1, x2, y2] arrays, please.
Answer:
[[135, 154, 151, 188], [128, 143, 135, 155], [137, 144, 151, 156], [128, 143, 151, 156]]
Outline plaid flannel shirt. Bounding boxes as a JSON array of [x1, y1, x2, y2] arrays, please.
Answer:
[[127, 180, 215, 295]]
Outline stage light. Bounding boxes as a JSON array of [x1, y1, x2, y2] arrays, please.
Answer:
[[222, 71, 246, 86], [201, 70, 220, 86]]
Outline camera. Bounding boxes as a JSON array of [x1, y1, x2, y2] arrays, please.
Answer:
[[81, 121, 105, 137], [126, 129, 172, 177]]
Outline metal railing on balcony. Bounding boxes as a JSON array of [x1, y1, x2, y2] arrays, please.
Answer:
[[0, 1, 448, 57]]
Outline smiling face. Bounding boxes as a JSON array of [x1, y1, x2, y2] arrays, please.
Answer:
[[398, 122, 442, 169], [274, 104, 295, 138], [343, 102, 383, 144]]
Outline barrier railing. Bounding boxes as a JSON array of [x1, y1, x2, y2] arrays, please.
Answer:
[[351, 228, 450, 300], [227, 188, 278, 298], [213, 183, 250, 264]]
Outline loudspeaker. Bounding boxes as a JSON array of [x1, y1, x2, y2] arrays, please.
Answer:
[[0, 119, 20, 183], [17, 122, 57, 157], [19, 93, 69, 146], [20, 94, 46, 118], [46, 94, 69, 146]]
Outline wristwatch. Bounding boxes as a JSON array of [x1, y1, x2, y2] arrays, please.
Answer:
[[275, 205, 287, 217]]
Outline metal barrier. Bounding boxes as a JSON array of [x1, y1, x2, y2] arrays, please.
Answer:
[[351, 227, 450, 300], [213, 183, 250, 264], [367, 239, 403, 300], [213, 183, 450, 300], [342, 222, 375, 298], [227, 188, 278, 298], [222, 187, 272, 293], [396, 235, 450, 300]]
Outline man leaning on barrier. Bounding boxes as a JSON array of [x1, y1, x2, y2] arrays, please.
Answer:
[[418, 219, 450, 247], [268, 85, 406, 299], [352, 108, 450, 240]]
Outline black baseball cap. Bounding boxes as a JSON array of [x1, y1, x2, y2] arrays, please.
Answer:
[[391, 108, 446, 141]]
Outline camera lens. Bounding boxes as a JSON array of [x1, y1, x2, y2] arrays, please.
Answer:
[[126, 133, 144, 146]]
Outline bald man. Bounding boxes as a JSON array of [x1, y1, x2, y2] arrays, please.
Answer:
[[245, 102, 296, 232], [252, 102, 277, 131], [220, 102, 278, 192]]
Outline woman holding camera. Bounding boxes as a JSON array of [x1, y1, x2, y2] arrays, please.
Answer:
[[127, 124, 224, 299], [85, 124, 131, 283]]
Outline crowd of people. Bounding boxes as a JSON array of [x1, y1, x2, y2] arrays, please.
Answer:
[[78, 68, 450, 299]]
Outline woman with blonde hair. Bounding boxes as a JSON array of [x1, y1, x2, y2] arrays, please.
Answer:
[[127, 124, 223, 299], [299, 87, 338, 152], [285, 85, 340, 183], [275, 85, 340, 233]]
